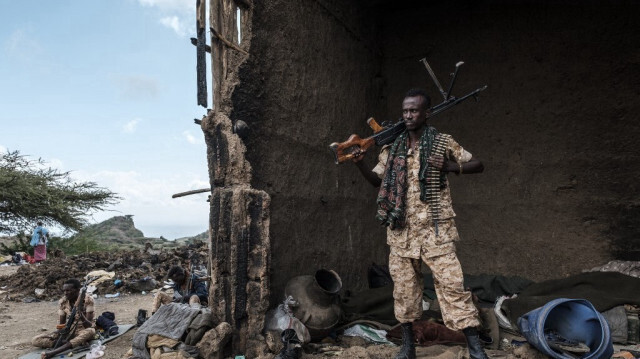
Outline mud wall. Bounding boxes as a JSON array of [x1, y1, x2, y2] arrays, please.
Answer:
[[232, 0, 389, 302], [228, 0, 640, 303], [380, 0, 640, 279]]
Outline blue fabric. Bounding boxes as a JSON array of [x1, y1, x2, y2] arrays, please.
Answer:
[[517, 298, 613, 359], [30, 226, 48, 247]]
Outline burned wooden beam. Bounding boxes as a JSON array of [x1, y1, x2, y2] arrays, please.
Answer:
[[172, 188, 211, 198], [191, 37, 212, 53], [196, 0, 208, 108]]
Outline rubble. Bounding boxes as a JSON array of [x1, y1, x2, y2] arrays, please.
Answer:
[[0, 241, 208, 301]]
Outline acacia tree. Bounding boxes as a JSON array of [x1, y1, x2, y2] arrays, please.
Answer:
[[0, 150, 119, 234]]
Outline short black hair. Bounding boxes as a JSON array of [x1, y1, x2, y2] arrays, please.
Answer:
[[37, 221, 43, 226], [168, 266, 185, 278], [64, 279, 81, 289], [404, 88, 431, 109]]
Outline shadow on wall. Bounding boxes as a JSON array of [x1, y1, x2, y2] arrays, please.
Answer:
[[609, 204, 640, 261]]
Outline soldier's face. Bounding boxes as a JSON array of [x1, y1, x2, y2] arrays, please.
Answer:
[[402, 96, 429, 131], [63, 284, 79, 302]]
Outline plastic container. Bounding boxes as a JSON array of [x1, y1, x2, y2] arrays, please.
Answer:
[[517, 298, 613, 359], [85, 342, 105, 358]]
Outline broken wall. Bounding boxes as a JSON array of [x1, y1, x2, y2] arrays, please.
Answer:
[[232, 0, 390, 302]]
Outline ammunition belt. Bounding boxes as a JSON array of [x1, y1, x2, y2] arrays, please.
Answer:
[[425, 133, 450, 235]]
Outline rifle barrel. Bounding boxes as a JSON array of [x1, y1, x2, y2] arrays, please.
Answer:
[[430, 85, 487, 117]]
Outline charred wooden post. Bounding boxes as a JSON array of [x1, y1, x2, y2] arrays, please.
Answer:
[[209, 186, 270, 357], [203, 1, 266, 357], [196, 0, 208, 107], [202, 111, 268, 357]]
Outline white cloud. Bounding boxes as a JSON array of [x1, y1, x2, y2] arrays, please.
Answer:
[[4, 27, 43, 62], [0, 145, 6, 155], [123, 118, 142, 134], [160, 16, 189, 37], [114, 75, 159, 100], [182, 130, 203, 145], [137, 0, 195, 37], [137, 0, 193, 14]]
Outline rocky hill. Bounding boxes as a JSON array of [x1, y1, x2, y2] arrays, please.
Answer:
[[72, 215, 207, 250], [0, 216, 207, 255]]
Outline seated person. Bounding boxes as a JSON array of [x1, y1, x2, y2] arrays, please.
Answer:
[[32, 279, 96, 359], [152, 265, 208, 313]]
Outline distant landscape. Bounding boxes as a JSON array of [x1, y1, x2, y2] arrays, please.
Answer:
[[0, 215, 207, 255]]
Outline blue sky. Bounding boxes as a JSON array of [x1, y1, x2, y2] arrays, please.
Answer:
[[1, 0, 212, 239]]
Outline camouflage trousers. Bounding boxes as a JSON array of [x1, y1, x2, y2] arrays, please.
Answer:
[[389, 251, 480, 331], [32, 327, 95, 348]]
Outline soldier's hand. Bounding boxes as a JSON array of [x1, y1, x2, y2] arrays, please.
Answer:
[[427, 155, 447, 170], [351, 148, 366, 163]]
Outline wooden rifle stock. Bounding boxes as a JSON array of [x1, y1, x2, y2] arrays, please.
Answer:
[[329, 134, 376, 164], [329, 118, 405, 164]]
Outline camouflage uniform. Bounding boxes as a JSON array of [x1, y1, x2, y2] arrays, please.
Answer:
[[32, 295, 96, 348], [373, 135, 480, 331]]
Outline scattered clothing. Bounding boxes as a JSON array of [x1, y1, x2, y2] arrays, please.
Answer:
[[96, 311, 119, 337], [423, 273, 533, 304], [343, 324, 392, 344], [341, 285, 397, 326], [502, 272, 640, 326], [587, 260, 640, 279], [132, 303, 201, 359]]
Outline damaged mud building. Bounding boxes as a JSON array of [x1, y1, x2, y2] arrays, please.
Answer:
[[199, 0, 640, 355]]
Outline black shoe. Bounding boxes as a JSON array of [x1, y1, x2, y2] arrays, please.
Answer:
[[462, 327, 489, 359], [136, 309, 148, 327], [395, 322, 416, 359]]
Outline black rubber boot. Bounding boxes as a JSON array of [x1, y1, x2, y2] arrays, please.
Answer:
[[395, 322, 416, 359], [462, 327, 489, 359]]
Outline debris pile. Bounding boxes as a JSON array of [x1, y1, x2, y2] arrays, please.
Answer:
[[0, 241, 208, 301]]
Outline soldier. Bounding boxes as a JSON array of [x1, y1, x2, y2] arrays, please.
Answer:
[[151, 265, 208, 314], [32, 279, 95, 359], [353, 88, 488, 359]]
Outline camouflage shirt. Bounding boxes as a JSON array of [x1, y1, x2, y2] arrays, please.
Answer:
[[58, 294, 95, 329], [373, 135, 472, 259]]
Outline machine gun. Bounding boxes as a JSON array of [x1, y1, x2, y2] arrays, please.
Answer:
[[329, 60, 487, 164], [53, 277, 92, 348]]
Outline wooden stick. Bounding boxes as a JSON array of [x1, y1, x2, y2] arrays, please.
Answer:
[[172, 188, 211, 198], [210, 26, 249, 55]]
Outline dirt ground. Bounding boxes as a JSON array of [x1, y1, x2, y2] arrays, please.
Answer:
[[1, 264, 528, 359], [0, 265, 146, 358]]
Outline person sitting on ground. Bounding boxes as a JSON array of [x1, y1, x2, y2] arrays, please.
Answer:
[[151, 265, 208, 313], [32, 279, 96, 359]]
